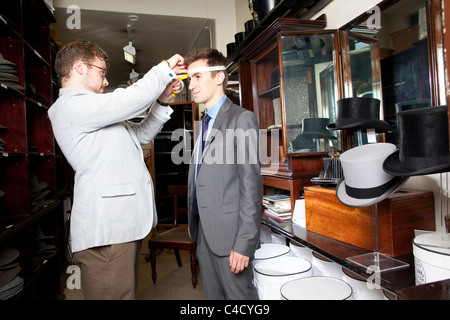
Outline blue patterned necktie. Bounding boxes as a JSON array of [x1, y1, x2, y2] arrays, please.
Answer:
[[192, 114, 211, 215]]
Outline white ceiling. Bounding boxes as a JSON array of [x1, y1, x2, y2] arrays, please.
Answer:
[[51, 7, 213, 91]]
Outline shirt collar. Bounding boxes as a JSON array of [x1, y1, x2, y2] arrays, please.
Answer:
[[205, 95, 227, 120]]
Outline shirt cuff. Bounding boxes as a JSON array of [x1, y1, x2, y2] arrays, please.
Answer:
[[151, 101, 174, 118], [157, 61, 177, 81]]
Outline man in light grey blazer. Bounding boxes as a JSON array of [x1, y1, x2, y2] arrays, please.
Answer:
[[48, 39, 186, 299], [185, 48, 262, 299]]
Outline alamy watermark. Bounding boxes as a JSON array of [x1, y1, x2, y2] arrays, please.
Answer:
[[169, 124, 280, 167], [66, 265, 81, 290], [366, 6, 381, 30], [66, 5, 81, 30]]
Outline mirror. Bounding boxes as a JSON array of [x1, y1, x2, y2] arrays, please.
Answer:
[[347, 34, 381, 100], [280, 32, 339, 154]]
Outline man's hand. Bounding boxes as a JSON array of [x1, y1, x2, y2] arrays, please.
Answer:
[[158, 78, 182, 104], [166, 54, 187, 75], [229, 250, 250, 274]]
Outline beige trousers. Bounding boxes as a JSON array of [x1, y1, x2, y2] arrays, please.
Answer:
[[73, 240, 142, 300]]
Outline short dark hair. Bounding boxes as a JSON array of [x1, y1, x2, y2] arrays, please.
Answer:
[[184, 48, 228, 88], [54, 39, 109, 80]]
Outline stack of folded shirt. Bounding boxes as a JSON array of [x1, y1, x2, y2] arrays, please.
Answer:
[[0, 247, 24, 300], [0, 52, 24, 92]]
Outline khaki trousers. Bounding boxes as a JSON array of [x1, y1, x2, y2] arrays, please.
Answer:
[[73, 240, 142, 300]]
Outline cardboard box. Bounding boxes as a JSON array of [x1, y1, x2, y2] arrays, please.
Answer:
[[304, 186, 435, 257]]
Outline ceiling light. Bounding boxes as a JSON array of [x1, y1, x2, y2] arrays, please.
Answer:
[[129, 69, 139, 83], [123, 41, 136, 64], [128, 15, 139, 22]]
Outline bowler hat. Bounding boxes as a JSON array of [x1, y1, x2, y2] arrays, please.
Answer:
[[383, 106, 450, 176], [327, 97, 390, 133], [336, 143, 408, 207]]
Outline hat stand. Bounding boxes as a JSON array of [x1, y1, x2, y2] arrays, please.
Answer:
[[346, 128, 409, 273], [346, 203, 409, 273]]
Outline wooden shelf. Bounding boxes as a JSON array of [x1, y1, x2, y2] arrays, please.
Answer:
[[0, 0, 68, 300], [261, 213, 415, 293]]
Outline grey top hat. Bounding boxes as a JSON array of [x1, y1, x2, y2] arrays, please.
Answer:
[[327, 97, 390, 133], [337, 143, 408, 208], [383, 106, 450, 176]]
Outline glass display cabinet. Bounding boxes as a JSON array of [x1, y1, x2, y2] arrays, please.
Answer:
[[240, 18, 383, 209]]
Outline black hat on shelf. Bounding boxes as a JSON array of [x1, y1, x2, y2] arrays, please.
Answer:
[[327, 97, 390, 133], [395, 99, 432, 113], [298, 118, 337, 140], [383, 106, 450, 176]]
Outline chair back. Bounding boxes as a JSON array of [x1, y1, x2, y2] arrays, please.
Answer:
[[167, 185, 188, 227]]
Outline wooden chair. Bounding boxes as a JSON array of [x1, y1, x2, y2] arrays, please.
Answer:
[[148, 185, 197, 288]]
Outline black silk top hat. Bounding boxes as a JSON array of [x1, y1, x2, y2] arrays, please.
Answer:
[[299, 118, 337, 139], [337, 143, 408, 208], [383, 106, 450, 176], [327, 97, 390, 133]]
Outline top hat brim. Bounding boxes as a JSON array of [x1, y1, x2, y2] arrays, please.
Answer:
[[336, 175, 408, 208], [383, 150, 450, 176], [327, 119, 390, 133], [298, 132, 337, 139]]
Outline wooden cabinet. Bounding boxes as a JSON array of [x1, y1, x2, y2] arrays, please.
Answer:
[[240, 18, 333, 210], [0, 0, 67, 299], [237, 18, 385, 210], [152, 101, 195, 225]]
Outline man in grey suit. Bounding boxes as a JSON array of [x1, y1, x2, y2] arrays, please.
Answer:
[[184, 48, 262, 299]]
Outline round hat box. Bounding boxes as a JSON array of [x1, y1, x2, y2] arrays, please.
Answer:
[[312, 251, 343, 278], [281, 276, 353, 300], [252, 243, 291, 283], [254, 256, 312, 300], [254, 243, 291, 262], [271, 230, 286, 244], [341, 267, 384, 300], [413, 232, 450, 285], [259, 224, 272, 244], [289, 240, 313, 263]]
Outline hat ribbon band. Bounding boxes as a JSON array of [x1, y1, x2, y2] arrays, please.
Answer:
[[336, 118, 381, 126], [345, 176, 402, 200]]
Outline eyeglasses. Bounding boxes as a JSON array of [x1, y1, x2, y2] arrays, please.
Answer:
[[86, 63, 107, 78]]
